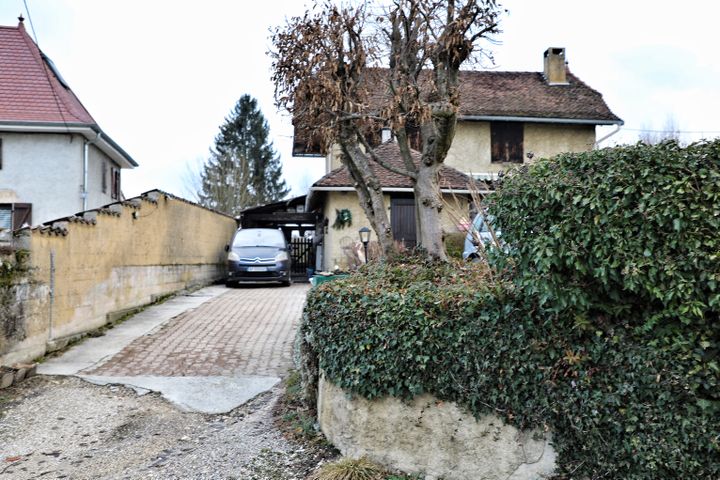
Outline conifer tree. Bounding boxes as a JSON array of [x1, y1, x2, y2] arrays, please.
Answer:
[[199, 95, 289, 215]]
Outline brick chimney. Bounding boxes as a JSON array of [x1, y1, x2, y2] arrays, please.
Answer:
[[543, 47, 568, 85]]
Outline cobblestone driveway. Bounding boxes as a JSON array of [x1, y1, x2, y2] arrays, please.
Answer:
[[85, 284, 308, 378]]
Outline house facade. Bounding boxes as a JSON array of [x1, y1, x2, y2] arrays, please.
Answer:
[[0, 18, 137, 230], [298, 47, 623, 270], [308, 143, 476, 270]]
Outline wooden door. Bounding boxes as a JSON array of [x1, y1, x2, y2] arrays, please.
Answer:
[[391, 196, 416, 248]]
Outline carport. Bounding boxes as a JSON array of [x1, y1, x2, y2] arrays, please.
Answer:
[[238, 196, 323, 282]]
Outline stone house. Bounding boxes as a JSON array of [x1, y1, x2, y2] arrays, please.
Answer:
[[298, 47, 623, 269], [0, 18, 137, 231]]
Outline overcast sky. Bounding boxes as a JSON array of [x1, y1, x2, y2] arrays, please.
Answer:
[[1, 0, 719, 200]]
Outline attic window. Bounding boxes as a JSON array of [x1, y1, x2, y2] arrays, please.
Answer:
[[41, 53, 70, 89], [491, 122, 524, 163]]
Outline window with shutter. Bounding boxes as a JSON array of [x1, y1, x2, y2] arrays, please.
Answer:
[[0, 206, 11, 230], [490, 122, 524, 163]]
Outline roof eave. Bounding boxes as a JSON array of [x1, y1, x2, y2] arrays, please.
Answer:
[[309, 186, 481, 194], [0, 121, 138, 168], [459, 115, 624, 126]]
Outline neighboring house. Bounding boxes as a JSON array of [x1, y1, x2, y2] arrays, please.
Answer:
[[0, 17, 137, 230], [298, 47, 623, 270]]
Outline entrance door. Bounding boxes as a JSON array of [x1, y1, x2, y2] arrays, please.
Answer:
[[391, 196, 416, 248]]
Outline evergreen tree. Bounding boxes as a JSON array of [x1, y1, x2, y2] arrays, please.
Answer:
[[199, 95, 289, 215]]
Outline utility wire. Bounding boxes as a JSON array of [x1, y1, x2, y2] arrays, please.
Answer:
[[22, 0, 71, 133], [622, 127, 720, 134], [22, 0, 39, 44]]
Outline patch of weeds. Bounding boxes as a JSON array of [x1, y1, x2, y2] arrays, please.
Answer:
[[275, 370, 329, 446], [273, 369, 339, 475], [246, 448, 288, 480]]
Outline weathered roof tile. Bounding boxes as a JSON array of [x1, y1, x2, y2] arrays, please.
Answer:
[[313, 142, 474, 191]]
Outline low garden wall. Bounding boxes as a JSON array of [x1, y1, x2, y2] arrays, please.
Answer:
[[318, 376, 556, 480], [1, 190, 237, 366]]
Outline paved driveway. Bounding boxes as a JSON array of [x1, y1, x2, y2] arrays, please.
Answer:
[[38, 284, 309, 413]]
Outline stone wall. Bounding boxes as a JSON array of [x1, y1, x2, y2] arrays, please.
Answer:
[[318, 376, 557, 480], [0, 190, 237, 365]]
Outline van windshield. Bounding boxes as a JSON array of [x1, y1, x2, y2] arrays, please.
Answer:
[[232, 229, 286, 248]]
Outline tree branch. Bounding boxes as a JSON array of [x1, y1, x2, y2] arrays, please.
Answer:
[[354, 125, 417, 180]]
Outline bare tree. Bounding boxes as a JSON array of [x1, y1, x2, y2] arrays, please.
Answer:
[[271, 0, 501, 260], [181, 157, 204, 203], [639, 114, 682, 145]]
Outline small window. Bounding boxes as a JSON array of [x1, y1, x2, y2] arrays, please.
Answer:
[[491, 122, 524, 163], [101, 162, 107, 194], [111, 167, 120, 200]]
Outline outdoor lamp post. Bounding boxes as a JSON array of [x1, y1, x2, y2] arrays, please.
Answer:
[[358, 227, 371, 263]]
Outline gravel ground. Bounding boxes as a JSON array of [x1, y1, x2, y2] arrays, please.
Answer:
[[0, 375, 332, 479]]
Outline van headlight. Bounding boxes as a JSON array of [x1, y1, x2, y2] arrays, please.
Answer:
[[228, 251, 240, 262], [275, 251, 289, 262]]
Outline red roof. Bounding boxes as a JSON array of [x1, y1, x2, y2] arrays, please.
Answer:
[[0, 20, 96, 125], [313, 142, 474, 191]]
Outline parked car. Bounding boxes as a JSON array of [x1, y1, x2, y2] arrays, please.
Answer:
[[226, 228, 292, 286], [462, 213, 500, 261]]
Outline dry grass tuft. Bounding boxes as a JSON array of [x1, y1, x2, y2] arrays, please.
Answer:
[[310, 457, 386, 480]]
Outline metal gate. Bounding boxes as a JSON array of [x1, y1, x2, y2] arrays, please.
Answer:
[[290, 237, 315, 281]]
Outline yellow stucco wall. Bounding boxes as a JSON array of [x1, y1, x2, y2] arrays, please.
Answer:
[[320, 191, 469, 270], [444, 121, 595, 175], [524, 123, 596, 160], [1, 192, 237, 364]]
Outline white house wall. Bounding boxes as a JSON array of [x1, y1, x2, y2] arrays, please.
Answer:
[[87, 143, 118, 209], [0, 132, 118, 225]]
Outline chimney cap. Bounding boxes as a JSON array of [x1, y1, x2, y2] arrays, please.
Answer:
[[18, 14, 24, 24], [544, 47, 566, 57], [543, 47, 568, 85]]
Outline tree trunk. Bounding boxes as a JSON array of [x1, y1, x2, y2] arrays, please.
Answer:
[[339, 127, 396, 258], [414, 161, 447, 260]]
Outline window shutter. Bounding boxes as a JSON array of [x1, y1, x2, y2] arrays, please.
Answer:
[[12, 203, 32, 229], [491, 122, 524, 163]]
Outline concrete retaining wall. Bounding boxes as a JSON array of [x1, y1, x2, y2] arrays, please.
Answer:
[[0, 190, 237, 365], [318, 376, 557, 480]]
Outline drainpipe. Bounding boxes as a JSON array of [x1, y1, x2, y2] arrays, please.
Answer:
[[594, 124, 622, 149], [82, 132, 102, 211]]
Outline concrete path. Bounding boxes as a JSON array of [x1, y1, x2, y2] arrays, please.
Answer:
[[38, 284, 309, 414]]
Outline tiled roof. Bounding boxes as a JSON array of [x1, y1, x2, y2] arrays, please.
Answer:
[[293, 65, 621, 155], [313, 142, 474, 191], [455, 70, 621, 122], [0, 21, 95, 124]]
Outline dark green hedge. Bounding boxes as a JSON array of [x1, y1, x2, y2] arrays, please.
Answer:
[[489, 140, 719, 401], [301, 141, 720, 478]]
